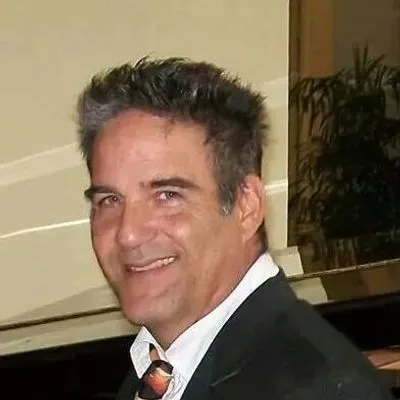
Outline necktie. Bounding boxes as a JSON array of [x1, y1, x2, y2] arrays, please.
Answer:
[[135, 344, 173, 400]]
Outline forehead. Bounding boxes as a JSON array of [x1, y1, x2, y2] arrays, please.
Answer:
[[90, 110, 214, 184]]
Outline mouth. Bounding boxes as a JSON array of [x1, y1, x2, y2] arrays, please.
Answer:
[[124, 256, 176, 273]]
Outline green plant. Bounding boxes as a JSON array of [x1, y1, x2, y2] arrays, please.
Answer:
[[289, 46, 400, 264]]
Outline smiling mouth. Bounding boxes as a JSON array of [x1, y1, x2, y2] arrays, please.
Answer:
[[125, 257, 176, 273]]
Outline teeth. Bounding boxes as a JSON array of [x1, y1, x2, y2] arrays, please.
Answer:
[[128, 257, 175, 272], [151, 257, 175, 269]]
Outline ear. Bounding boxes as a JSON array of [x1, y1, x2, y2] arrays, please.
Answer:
[[235, 175, 266, 243]]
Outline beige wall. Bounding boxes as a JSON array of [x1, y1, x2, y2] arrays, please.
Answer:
[[0, 0, 289, 324]]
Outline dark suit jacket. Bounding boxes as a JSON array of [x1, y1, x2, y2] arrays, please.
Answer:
[[116, 272, 394, 399]]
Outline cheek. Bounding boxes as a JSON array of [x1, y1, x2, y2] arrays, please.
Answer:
[[91, 223, 116, 264], [90, 206, 122, 243], [92, 234, 121, 287], [161, 211, 204, 244], [91, 207, 121, 235], [162, 210, 225, 261]]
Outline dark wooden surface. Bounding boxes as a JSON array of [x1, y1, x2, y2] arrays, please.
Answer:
[[1, 290, 399, 399]]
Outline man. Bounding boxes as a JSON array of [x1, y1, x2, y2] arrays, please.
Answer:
[[76, 58, 394, 399]]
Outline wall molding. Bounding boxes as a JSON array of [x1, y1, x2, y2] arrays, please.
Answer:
[[0, 143, 83, 187], [259, 76, 288, 109], [265, 179, 287, 195]]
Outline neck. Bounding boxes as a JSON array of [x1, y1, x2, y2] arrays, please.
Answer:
[[149, 312, 202, 349], [149, 245, 265, 350]]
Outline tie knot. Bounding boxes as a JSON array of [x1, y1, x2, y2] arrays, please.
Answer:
[[137, 359, 173, 399]]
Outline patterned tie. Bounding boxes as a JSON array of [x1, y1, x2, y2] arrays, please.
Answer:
[[135, 344, 173, 400]]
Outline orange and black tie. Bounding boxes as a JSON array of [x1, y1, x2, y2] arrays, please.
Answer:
[[135, 345, 173, 400]]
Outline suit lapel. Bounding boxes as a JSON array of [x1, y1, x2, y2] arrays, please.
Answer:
[[210, 271, 298, 386], [182, 271, 299, 400], [209, 273, 330, 399], [180, 346, 214, 400], [116, 368, 140, 400]]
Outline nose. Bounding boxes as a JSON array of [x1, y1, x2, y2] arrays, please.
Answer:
[[117, 201, 157, 250]]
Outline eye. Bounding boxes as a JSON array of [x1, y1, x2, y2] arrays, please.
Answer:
[[95, 194, 121, 207], [157, 191, 181, 202]]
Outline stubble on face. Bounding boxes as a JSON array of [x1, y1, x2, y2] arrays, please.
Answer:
[[87, 110, 251, 347]]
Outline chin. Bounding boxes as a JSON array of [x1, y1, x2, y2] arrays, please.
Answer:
[[117, 284, 181, 328], [121, 304, 147, 326], [120, 298, 158, 326]]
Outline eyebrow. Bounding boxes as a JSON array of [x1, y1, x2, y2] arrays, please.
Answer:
[[84, 177, 199, 200], [148, 177, 199, 190], [84, 186, 119, 201]]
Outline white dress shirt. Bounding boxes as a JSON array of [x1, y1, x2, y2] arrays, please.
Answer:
[[130, 252, 279, 399]]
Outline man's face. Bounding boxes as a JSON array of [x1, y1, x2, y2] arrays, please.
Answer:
[[88, 110, 250, 344]]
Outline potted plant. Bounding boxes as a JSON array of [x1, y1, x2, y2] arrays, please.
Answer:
[[289, 46, 400, 268]]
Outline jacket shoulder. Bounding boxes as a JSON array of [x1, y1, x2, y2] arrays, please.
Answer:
[[212, 299, 394, 399], [272, 300, 394, 399]]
